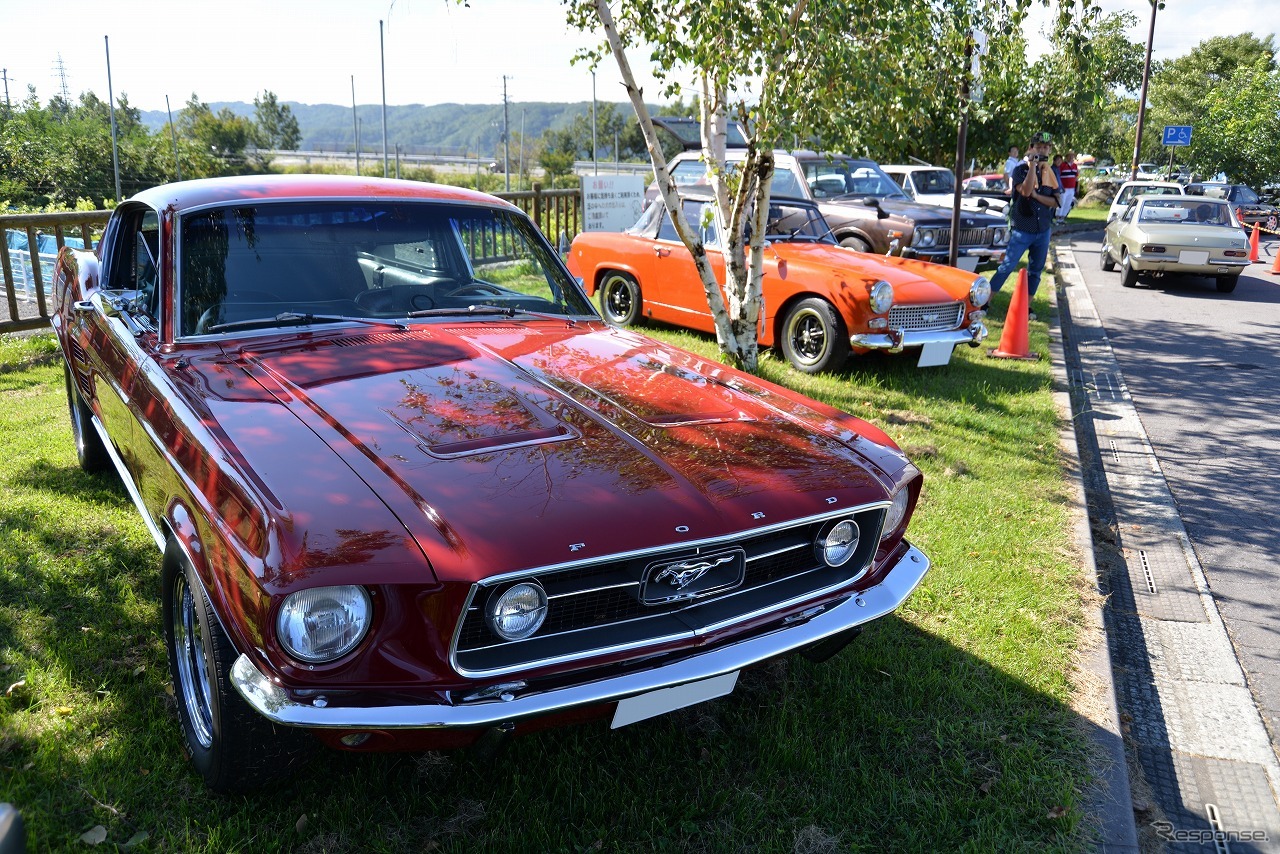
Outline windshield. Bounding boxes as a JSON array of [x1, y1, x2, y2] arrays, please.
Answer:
[[912, 169, 957, 195], [1138, 198, 1233, 226], [1118, 185, 1181, 205], [799, 159, 908, 201], [179, 201, 592, 336]]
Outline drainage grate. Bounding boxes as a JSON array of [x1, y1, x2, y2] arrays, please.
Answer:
[[1109, 440, 1121, 465], [1205, 803, 1230, 854], [1139, 549, 1157, 594]]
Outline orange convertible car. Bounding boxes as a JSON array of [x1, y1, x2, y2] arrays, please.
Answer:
[[567, 196, 991, 372]]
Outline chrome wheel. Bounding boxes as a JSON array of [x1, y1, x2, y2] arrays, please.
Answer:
[[598, 272, 642, 326], [171, 570, 215, 749], [780, 298, 849, 374]]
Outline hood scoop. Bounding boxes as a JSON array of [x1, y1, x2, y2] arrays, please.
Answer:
[[385, 375, 579, 459]]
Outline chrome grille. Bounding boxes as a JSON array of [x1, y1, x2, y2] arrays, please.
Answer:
[[452, 506, 887, 676], [934, 227, 993, 247], [888, 301, 965, 333]]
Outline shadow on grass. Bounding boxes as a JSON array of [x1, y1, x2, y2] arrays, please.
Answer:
[[0, 472, 1107, 851]]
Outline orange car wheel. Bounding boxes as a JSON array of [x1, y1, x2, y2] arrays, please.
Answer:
[[780, 298, 850, 374], [598, 271, 643, 327]]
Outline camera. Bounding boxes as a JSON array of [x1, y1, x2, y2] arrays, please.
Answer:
[[1032, 155, 1049, 162]]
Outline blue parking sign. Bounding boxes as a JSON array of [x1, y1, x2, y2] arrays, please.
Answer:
[[1162, 125, 1192, 146]]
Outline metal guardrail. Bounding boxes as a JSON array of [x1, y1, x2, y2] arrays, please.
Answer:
[[1, 187, 582, 336]]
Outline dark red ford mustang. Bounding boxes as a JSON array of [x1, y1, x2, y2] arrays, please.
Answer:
[[51, 175, 929, 791]]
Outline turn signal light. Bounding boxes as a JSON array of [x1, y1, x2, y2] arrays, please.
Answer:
[[1141, 244, 1167, 254]]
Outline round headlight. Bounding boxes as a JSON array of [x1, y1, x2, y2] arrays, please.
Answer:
[[970, 276, 992, 307], [486, 582, 548, 641], [815, 519, 861, 567], [882, 488, 911, 539], [914, 228, 936, 248], [868, 280, 894, 314], [993, 227, 1009, 246], [277, 585, 371, 664]]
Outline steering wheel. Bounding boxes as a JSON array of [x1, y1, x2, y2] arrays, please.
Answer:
[[193, 291, 279, 334], [443, 283, 505, 299]]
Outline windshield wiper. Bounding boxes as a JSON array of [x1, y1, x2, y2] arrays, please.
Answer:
[[207, 312, 407, 334], [407, 304, 576, 325]]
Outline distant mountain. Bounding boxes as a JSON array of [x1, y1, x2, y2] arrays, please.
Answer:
[[138, 101, 623, 157]]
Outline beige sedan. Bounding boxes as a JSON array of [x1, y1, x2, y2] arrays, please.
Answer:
[[1100, 196, 1250, 293]]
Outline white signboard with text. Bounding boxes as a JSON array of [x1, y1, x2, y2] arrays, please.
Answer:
[[580, 175, 646, 232]]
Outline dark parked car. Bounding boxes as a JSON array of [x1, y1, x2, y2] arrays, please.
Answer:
[[1185, 182, 1279, 229], [51, 174, 930, 791], [655, 149, 1010, 269]]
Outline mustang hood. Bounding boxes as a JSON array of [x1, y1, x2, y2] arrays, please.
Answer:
[[222, 323, 907, 583]]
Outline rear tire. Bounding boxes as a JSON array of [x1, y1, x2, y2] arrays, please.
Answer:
[[1216, 275, 1238, 293], [63, 361, 109, 473], [1119, 251, 1138, 288], [162, 540, 308, 792], [780, 298, 850, 374], [597, 271, 643, 327]]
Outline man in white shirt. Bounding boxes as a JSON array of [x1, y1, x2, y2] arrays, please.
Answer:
[[1004, 146, 1020, 192]]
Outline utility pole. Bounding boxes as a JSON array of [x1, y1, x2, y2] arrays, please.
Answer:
[[351, 76, 360, 176], [1, 68, 11, 111], [502, 76, 511, 192], [380, 19, 389, 177], [591, 70, 598, 176], [105, 36, 121, 203], [165, 94, 182, 181], [1130, 0, 1160, 182]]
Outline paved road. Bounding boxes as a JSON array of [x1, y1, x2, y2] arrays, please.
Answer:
[[1064, 230, 1280, 752]]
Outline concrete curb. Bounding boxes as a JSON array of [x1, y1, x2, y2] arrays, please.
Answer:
[[1044, 250, 1141, 851]]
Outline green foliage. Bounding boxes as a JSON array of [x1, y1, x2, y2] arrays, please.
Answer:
[[1143, 33, 1280, 184], [252, 90, 302, 150]]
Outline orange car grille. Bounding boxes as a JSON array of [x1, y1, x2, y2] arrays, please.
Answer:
[[889, 301, 965, 332]]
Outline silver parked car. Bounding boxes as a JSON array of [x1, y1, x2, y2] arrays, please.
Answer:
[[1100, 195, 1250, 293]]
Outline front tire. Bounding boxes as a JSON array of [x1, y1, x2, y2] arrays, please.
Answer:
[[1216, 275, 1238, 293], [1099, 242, 1116, 272], [597, 271, 643, 327], [162, 540, 308, 792], [839, 235, 872, 253], [780, 298, 850, 374], [63, 361, 109, 473], [1119, 251, 1138, 288]]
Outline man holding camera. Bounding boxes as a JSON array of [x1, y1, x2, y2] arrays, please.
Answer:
[[989, 131, 1060, 304]]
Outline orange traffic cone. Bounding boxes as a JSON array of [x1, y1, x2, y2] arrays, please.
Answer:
[[988, 269, 1039, 360], [1249, 224, 1261, 262], [1270, 246, 1280, 276]]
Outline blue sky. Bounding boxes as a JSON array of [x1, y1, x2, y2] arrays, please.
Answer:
[[1, 1, 1277, 113]]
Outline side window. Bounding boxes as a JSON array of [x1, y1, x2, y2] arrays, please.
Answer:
[[1121, 205, 1136, 223], [670, 160, 710, 187], [134, 212, 160, 324], [656, 208, 681, 242]]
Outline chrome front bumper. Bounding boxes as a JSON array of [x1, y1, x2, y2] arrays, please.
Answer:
[[231, 542, 931, 730], [850, 323, 988, 353]]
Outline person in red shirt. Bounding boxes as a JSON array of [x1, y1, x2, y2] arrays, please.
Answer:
[[1056, 151, 1079, 224]]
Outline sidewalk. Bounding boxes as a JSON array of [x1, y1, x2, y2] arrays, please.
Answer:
[[1049, 235, 1280, 852]]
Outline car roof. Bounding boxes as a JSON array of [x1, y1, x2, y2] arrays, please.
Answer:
[[1119, 180, 1183, 189], [127, 174, 511, 215]]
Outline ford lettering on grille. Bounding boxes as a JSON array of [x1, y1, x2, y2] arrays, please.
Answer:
[[641, 549, 746, 604]]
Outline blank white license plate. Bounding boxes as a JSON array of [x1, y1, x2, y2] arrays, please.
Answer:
[[611, 671, 739, 729], [1179, 250, 1209, 265], [917, 340, 955, 367], [955, 256, 980, 272]]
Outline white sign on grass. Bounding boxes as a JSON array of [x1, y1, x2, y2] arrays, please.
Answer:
[[581, 175, 646, 232]]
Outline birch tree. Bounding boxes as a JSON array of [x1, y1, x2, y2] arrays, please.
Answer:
[[563, 0, 1095, 373]]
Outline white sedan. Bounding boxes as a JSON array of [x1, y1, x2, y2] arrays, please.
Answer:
[[1100, 195, 1250, 293], [1107, 180, 1185, 221]]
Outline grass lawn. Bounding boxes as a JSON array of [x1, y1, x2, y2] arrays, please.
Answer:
[[1065, 203, 1111, 225], [0, 291, 1098, 852]]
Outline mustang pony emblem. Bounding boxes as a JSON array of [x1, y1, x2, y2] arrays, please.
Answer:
[[654, 554, 736, 590]]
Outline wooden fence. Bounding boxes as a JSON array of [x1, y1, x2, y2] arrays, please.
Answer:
[[0, 185, 581, 336]]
